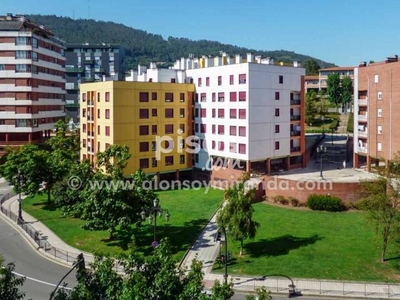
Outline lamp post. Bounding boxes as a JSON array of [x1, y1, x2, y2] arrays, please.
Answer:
[[17, 169, 24, 223], [141, 198, 170, 248], [316, 145, 327, 178]]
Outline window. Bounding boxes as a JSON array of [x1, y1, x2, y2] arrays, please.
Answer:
[[239, 91, 246, 102], [230, 109, 237, 119], [212, 124, 216, 134], [275, 125, 280, 133], [105, 143, 110, 149], [239, 144, 246, 154], [212, 140, 216, 150], [378, 143, 382, 151], [239, 126, 246, 137], [198, 78, 202, 87], [82, 139, 86, 148], [105, 109, 110, 119], [195, 123, 199, 133], [165, 156, 174, 166], [275, 92, 280, 100], [201, 108, 206, 118], [206, 77, 210, 86], [180, 108, 185, 118], [180, 93, 185, 102], [165, 93, 174, 102], [152, 92, 157, 100], [16, 64, 28, 73], [218, 92, 224, 102], [279, 75, 283, 84], [15, 37, 28, 45], [200, 93, 206, 102], [105, 126, 110, 136], [179, 124, 185, 133], [165, 108, 174, 118], [239, 74, 246, 84], [218, 109, 224, 118], [230, 142, 237, 153], [152, 108, 157, 116], [152, 141, 156, 151], [139, 109, 149, 119], [230, 92, 237, 102], [378, 126, 383, 134], [218, 141, 224, 151], [201, 124, 206, 133], [212, 93, 216, 102], [82, 124, 86, 133], [218, 125, 224, 135], [218, 76, 222, 85], [82, 108, 86, 118], [32, 38, 38, 48], [274, 141, 280, 150], [140, 142, 149, 152], [97, 125, 100, 135], [97, 109, 100, 119], [105, 92, 110, 102], [180, 155, 185, 164], [140, 125, 149, 135], [194, 108, 199, 118], [165, 124, 173, 134], [230, 126, 237, 136], [377, 109, 382, 117], [374, 74, 379, 83], [140, 158, 149, 169], [229, 75, 234, 85], [139, 92, 149, 102], [195, 93, 199, 102], [275, 108, 280, 117], [0, 64, 4, 71], [152, 125, 157, 134], [239, 109, 246, 119], [82, 93, 86, 102], [152, 157, 157, 167], [378, 91, 383, 100], [170, 78, 175, 83], [97, 92, 101, 102], [212, 109, 216, 118]]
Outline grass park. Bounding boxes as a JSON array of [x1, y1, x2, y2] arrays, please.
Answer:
[[22, 189, 400, 282]]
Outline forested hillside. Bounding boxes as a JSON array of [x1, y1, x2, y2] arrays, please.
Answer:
[[28, 15, 336, 70]]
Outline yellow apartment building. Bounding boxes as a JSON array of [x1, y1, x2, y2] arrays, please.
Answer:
[[80, 81, 195, 177]]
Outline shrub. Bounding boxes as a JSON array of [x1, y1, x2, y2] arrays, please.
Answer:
[[288, 196, 299, 207], [279, 197, 289, 205], [272, 195, 286, 204], [329, 119, 339, 131], [306, 194, 346, 212], [347, 113, 354, 133]]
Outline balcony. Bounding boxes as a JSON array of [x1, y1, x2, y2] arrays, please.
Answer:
[[291, 146, 301, 152], [290, 99, 301, 105], [358, 130, 368, 138], [66, 67, 84, 73], [65, 100, 79, 108], [65, 83, 79, 90], [82, 77, 95, 83], [290, 131, 301, 136], [290, 115, 301, 121], [358, 98, 368, 106], [358, 145, 368, 153], [358, 114, 368, 121]]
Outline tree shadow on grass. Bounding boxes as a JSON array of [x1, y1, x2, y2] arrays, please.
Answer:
[[31, 200, 57, 211], [245, 234, 323, 258], [103, 218, 209, 256]]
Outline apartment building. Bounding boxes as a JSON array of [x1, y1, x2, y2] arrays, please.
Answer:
[[65, 43, 125, 122], [353, 56, 400, 170], [304, 66, 355, 93], [130, 53, 305, 181], [0, 13, 66, 154], [80, 81, 194, 177]]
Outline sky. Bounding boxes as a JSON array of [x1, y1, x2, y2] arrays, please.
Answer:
[[2, 0, 400, 66]]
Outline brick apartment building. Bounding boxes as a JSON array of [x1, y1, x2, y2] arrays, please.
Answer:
[[0, 13, 66, 154], [353, 56, 400, 169]]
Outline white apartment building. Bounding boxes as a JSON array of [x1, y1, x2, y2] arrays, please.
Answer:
[[129, 53, 305, 180]]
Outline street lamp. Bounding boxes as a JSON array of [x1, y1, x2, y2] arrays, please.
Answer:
[[316, 146, 327, 178], [141, 198, 170, 248], [17, 169, 24, 223]]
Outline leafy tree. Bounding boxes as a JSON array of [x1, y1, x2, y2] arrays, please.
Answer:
[[209, 280, 235, 300], [305, 90, 318, 125], [303, 59, 321, 75], [245, 286, 272, 300], [341, 76, 353, 113], [326, 73, 342, 112], [217, 177, 260, 256], [0, 257, 25, 300]]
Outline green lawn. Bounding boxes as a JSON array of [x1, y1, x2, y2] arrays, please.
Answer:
[[214, 203, 400, 282], [22, 188, 223, 260]]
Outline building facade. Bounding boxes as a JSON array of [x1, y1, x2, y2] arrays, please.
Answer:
[[353, 57, 400, 170], [304, 67, 355, 94], [80, 81, 194, 177], [65, 43, 125, 122], [0, 13, 66, 154]]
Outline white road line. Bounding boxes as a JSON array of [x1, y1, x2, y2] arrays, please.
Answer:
[[12, 271, 73, 290]]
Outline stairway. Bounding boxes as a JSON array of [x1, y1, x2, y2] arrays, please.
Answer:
[[337, 113, 349, 134]]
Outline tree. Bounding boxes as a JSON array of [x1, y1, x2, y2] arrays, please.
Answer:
[[341, 76, 353, 113], [217, 177, 260, 256], [303, 59, 321, 75], [245, 286, 272, 300], [326, 73, 342, 112], [0, 257, 25, 300], [305, 90, 318, 125]]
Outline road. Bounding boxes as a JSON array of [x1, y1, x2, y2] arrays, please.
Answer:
[[233, 292, 372, 300], [0, 184, 76, 299]]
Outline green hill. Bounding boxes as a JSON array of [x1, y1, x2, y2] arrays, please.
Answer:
[[27, 14, 336, 70]]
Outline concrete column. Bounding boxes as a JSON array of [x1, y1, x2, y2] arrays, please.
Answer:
[[5, 133, 8, 142], [266, 159, 271, 175], [285, 156, 290, 171], [367, 155, 371, 172], [176, 170, 180, 180], [353, 153, 359, 169], [28, 133, 32, 142], [246, 160, 251, 173]]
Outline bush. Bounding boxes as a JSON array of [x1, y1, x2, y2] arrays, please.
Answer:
[[279, 197, 289, 205], [305, 129, 326, 133], [306, 194, 346, 212], [329, 119, 339, 131], [272, 195, 286, 204], [288, 196, 299, 207], [347, 113, 354, 133]]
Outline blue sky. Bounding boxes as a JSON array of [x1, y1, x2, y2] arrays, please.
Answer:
[[2, 0, 400, 66]]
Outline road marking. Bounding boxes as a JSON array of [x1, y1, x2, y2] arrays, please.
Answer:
[[12, 271, 73, 290]]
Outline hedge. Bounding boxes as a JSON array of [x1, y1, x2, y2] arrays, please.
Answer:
[[347, 113, 354, 133], [306, 194, 346, 212], [329, 119, 339, 131]]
